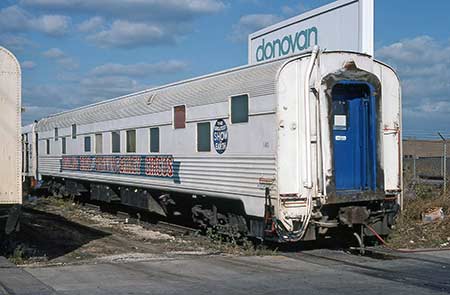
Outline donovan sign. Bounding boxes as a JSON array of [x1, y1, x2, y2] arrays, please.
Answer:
[[248, 0, 373, 64]]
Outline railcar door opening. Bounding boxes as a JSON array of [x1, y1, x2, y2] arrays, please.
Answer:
[[332, 82, 376, 192]]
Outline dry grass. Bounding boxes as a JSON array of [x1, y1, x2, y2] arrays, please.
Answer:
[[388, 184, 450, 249]]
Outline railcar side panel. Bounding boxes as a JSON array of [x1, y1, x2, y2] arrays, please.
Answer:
[[0, 47, 21, 205], [36, 83, 280, 218]]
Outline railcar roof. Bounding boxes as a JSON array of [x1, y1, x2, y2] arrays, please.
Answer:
[[34, 50, 394, 132], [36, 57, 288, 131]]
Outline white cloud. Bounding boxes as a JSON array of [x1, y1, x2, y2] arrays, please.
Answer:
[[21, 60, 36, 69], [42, 47, 79, 70], [0, 34, 35, 52], [80, 75, 143, 99], [90, 60, 188, 77], [281, 4, 308, 16], [20, 0, 225, 21], [43, 47, 65, 58], [23, 84, 75, 108], [230, 14, 281, 42], [32, 14, 70, 36], [229, 4, 310, 43], [22, 75, 147, 124], [77, 16, 104, 33], [377, 36, 450, 131], [22, 105, 67, 124], [19, 0, 224, 49], [57, 57, 79, 70], [22, 57, 185, 123], [87, 20, 173, 48], [0, 5, 70, 37], [0, 5, 30, 32]]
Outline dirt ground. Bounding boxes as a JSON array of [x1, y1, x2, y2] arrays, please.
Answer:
[[3, 197, 268, 266], [4, 180, 449, 266]]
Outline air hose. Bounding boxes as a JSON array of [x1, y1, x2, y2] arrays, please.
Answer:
[[365, 224, 450, 253]]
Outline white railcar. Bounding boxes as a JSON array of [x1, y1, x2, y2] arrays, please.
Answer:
[[22, 123, 38, 189], [0, 46, 22, 236], [27, 50, 402, 242]]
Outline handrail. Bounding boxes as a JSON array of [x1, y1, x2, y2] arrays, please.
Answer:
[[303, 46, 319, 189]]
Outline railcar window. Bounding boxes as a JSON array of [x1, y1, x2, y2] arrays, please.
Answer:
[[173, 105, 186, 129], [332, 100, 348, 131], [231, 94, 249, 124], [197, 122, 211, 152], [95, 133, 103, 154], [84, 136, 91, 152], [127, 130, 136, 153], [54, 128, 58, 141], [46, 139, 50, 154], [112, 131, 120, 153], [150, 127, 160, 153], [62, 137, 66, 155], [72, 124, 77, 139]]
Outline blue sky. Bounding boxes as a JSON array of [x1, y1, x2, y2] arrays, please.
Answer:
[[1, 0, 449, 139]]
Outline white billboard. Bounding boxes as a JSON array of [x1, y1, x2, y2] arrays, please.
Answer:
[[248, 0, 373, 64]]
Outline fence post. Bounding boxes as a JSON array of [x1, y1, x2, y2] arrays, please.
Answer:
[[444, 140, 447, 194], [438, 132, 447, 194]]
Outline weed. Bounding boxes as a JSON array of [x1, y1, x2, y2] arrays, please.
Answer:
[[389, 189, 450, 249], [205, 227, 277, 256], [8, 245, 25, 264]]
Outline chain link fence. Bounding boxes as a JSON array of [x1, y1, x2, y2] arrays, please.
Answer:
[[404, 156, 450, 180]]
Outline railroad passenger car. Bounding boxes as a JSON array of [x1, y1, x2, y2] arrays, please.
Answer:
[[25, 49, 402, 242], [0, 46, 22, 236], [22, 123, 38, 191]]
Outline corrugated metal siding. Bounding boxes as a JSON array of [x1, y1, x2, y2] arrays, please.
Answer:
[[38, 156, 61, 175], [36, 60, 284, 131], [176, 155, 277, 196], [38, 155, 277, 198]]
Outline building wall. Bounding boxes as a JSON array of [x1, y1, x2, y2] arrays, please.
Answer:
[[403, 139, 445, 158]]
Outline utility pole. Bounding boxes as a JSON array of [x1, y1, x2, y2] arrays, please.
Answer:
[[438, 132, 447, 194]]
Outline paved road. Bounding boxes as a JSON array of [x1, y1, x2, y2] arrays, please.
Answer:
[[2, 249, 450, 295]]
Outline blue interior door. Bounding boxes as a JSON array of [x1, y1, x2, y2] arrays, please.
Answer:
[[332, 84, 372, 191]]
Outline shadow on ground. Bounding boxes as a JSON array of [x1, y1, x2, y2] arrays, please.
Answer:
[[1, 207, 111, 262]]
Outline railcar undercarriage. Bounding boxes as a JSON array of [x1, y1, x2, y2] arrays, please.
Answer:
[[39, 176, 399, 247]]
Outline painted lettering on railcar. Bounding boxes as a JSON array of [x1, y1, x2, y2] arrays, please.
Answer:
[[144, 156, 173, 177], [61, 155, 175, 179]]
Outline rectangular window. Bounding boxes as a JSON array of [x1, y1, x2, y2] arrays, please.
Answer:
[[231, 94, 249, 124], [112, 131, 120, 153], [95, 133, 103, 154], [62, 137, 66, 154], [173, 105, 186, 129], [54, 127, 59, 141], [127, 130, 136, 153], [84, 136, 91, 152], [332, 100, 348, 131], [197, 122, 211, 152], [150, 127, 160, 153], [46, 139, 50, 155], [72, 124, 77, 139]]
